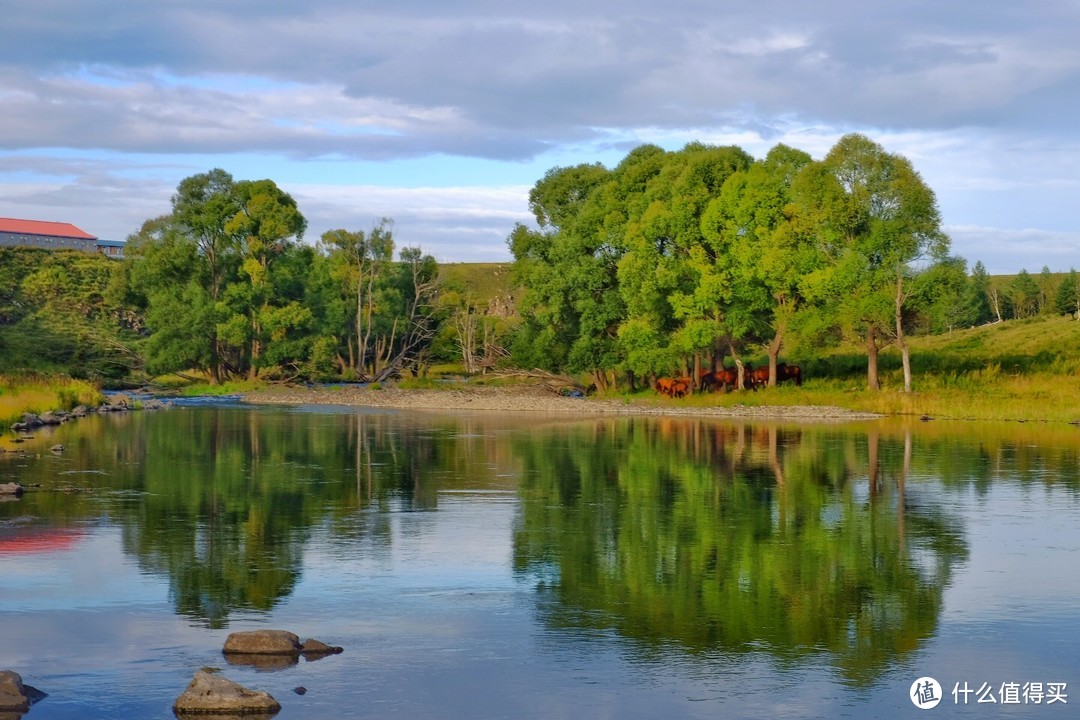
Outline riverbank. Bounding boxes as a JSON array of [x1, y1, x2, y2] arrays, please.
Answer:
[[242, 383, 882, 421]]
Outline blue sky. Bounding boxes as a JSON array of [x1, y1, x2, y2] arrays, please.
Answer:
[[2, 0, 1079, 273]]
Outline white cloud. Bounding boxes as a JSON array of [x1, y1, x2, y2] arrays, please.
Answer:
[[1, 1, 1080, 270]]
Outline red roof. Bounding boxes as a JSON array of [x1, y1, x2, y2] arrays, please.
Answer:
[[0, 217, 97, 240]]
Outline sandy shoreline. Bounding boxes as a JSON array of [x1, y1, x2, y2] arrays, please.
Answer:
[[242, 384, 882, 421]]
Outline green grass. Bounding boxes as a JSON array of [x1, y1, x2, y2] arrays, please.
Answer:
[[624, 315, 1080, 423], [175, 379, 266, 397]]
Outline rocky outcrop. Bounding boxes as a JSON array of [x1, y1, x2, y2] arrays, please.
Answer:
[[0, 670, 46, 713], [4, 395, 173, 443], [173, 669, 279, 717]]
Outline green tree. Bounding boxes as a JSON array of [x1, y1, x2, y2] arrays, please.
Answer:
[[127, 216, 218, 377], [1055, 269, 1080, 319], [795, 134, 948, 391], [702, 144, 816, 385], [318, 220, 396, 376], [170, 169, 241, 383], [510, 161, 626, 388], [967, 261, 996, 325], [222, 178, 308, 378], [1007, 269, 1039, 319], [1037, 265, 1057, 316], [910, 256, 975, 333]]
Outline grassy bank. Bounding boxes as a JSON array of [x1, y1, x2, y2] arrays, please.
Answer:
[[613, 315, 1080, 423], [0, 374, 104, 431]]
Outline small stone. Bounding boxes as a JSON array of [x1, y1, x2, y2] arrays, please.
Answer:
[[50, 444, 65, 453], [293, 687, 307, 695], [300, 638, 343, 655]]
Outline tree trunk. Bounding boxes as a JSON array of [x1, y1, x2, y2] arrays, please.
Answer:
[[895, 275, 912, 393], [866, 326, 880, 391], [693, 354, 702, 389], [988, 287, 1003, 323], [766, 330, 783, 388]]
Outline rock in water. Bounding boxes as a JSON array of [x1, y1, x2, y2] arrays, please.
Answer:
[[0, 483, 24, 497], [301, 638, 344, 656], [173, 669, 280, 716], [222, 630, 302, 655], [0, 670, 47, 712]]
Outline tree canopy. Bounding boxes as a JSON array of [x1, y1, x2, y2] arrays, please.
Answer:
[[509, 135, 955, 392]]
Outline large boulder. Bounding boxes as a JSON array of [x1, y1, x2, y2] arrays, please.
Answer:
[[173, 669, 279, 717], [222, 630, 301, 655], [0, 670, 46, 712]]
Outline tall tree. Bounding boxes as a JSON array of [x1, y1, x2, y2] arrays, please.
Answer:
[[510, 161, 625, 388], [221, 179, 308, 378], [703, 144, 816, 385], [169, 169, 240, 382], [318, 219, 396, 376], [967, 261, 996, 325], [618, 143, 753, 383], [796, 134, 948, 391]]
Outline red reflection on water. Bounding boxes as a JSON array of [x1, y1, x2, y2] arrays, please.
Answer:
[[0, 527, 85, 554]]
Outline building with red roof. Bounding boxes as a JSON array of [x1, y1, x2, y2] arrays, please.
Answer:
[[0, 217, 124, 257]]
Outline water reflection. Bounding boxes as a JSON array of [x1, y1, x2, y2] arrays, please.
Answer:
[[511, 419, 969, 685], [4, 407, 1079, 672]]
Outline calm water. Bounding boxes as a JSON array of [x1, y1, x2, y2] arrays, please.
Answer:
[[1, 405, 1078, 719]]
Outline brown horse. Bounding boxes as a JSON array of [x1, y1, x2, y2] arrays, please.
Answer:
[[777, 363, 802, 386], [702, 367, 750, 391], [656, 377, 690, 398], [747, 365, 770, 389]]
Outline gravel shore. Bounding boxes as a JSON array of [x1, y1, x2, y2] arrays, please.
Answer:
[[242, 384, 881, 421]]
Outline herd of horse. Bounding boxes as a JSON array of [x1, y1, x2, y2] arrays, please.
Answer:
[[655, 363, 802, 398]]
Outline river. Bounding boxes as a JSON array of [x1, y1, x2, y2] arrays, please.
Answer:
[[1, 404, 1078, 718]]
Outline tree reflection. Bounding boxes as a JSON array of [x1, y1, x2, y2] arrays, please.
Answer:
[[512, 418, 969, 685], [3, 408, 506, 628]]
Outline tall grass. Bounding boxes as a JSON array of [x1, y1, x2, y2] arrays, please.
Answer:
[[0, 374, 103, 430]]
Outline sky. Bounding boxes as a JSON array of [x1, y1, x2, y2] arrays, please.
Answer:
[[1, 1, 1079, 274]]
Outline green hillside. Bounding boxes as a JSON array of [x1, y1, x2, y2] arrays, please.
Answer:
[[438, 262, 515, 303]]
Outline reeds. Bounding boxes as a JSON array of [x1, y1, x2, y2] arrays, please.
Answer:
[[0, 374, 103, 430]]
